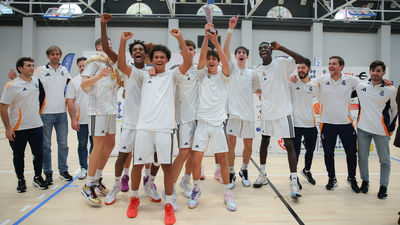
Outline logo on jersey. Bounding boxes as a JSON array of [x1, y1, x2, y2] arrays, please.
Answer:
[[325, 81, 330, 85], [380, 91, 385, 96], [264, 77, 267, 81], [45, 73, 51, 77], [61, 71, 64, 76], [342, 80, 346, 86], [22, 88, 27, 91], [122, 146, 127, 150], [361, 88, 367, 92], [35, 83, 38, 88], [147, 80, 152, 84], [296, 87, 300, 90], [229, 129, 233, 132], [309, 86, 313, 92]]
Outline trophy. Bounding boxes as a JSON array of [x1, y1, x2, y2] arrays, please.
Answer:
[[204, 0, 214, 25]]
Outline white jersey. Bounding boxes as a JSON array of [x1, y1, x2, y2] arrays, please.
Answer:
[[356, 80, 397, 136], [290, 76, 319, 128], [311, 74, 360, 125], [131, 67, 183, 131], [255, 57, 296, 120], [33, 64, 71, 114], [66, 75, 89, 124], [82, 52, 122, 116], [176, 64, 201, 125], [122, 65, 151, 129], [0, 77, 43, 131], [196, 67, 228, 126], [227, 59, 259, 122]]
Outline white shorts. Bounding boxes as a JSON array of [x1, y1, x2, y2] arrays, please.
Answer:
[[192, 121, 229, 154], [89, 115, 116, 136], [260, 115, 295, 138], [226, 117, 255, 138], [133, 130, 174, 165], [177, 121, 196, 148], [118, 128, 137, 153]]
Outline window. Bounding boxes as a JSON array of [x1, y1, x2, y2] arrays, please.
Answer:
[[59, 3, 83, 15], [267, 6, 292, 19], [197, 4, 223, 16], [126, 3, 153, 15], [0, 4, 13, 15]]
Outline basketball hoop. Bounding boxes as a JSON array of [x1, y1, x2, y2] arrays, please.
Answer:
[[43, 7, 73, 20]]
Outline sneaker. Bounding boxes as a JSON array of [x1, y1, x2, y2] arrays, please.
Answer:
[[164, 203, 176, 225], [214, 168, 223, 184], [377, 186, 387, 199], [105, 182, 122, 205], [179, 177, 192, 198], [94, 177, 109, 195], [326, 178, 338, 190], [290, 177, 302, 198], [239, 169, 250, 187], [78, 168, 87, 180], [301, 169, 316, 185], [224, 192, 237, 211], [253, 173, 268, 188], [200, 165, 205, 180], [121, 175, 129, 192], [81, 184, 101, 206], [17, 179, 26, 193], [347, 177, 360, 193], [143, 175, 158, 191], [289, 175, 302, 190], [45, 173, 53, 186], [145, 181, 161, 202], [227, 172, 236, 189], [188, 188, 201, 209], [59, 171, 73, 181], [33, 176, 48, 190], [162, 189, 178, 211], [126, 196, 140, 218], [360, 180, 369, 193]]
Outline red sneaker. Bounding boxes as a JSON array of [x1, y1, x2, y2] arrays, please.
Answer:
[[127, 196, 140, 218], [164, 203, 176, 225]]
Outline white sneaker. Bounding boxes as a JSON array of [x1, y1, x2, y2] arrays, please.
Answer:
[[290, 177, 302, 198], [105, 182, 121, 205], [145, 181, 161, 202], [78, 168, 87, 180], [224, 192, 237, 211], [179, 177, 192, 198], [162, 189, 178, 211], [253, 173, 268, 188], [214, 168, 223, 184]]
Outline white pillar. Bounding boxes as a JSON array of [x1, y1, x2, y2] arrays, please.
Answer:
[[377, 25, 391, 71], [311, 22, 323, 66], [22, 17, 36, 57], [168, 18, 179, 52], [241, 20, 253, 66], [94, 17, 101, 41]]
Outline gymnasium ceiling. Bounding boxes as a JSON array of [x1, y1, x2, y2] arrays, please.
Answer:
[[0, 0, 400, 32]]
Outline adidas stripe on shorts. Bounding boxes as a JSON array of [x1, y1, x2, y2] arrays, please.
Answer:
[[89, 115, 116, 136], [177, 121, 196, 148]]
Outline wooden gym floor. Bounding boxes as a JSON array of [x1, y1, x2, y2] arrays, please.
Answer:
[[0, 125, 399, 225]]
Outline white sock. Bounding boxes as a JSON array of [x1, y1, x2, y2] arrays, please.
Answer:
[[224, 184, 230, 191], [144, 168, 150, 176], [123, 168, 129, 176], [86, 176, 95, 186], [131, 190, 139, 198], [193, 180, 200, 190], [291, 173, 298, 181], [183, 173, 191, 182], [229, 166, 234, 173], [241, 163, 248, 170], [260, 164, 266, 175], [94, 169, 102, 180], [215, 164, 220, 171], [165, 195, 173, 204], [115, 176, 121, 182]]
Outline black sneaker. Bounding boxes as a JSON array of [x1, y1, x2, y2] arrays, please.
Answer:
[[239, 169, 250, 187], [289, 175, 302, 190], [360, 180, 369, 193], [347, 177, 360, 193], [301, 169, 316, 185], [227, 172, 236, 189], [33, 176, 48, 190], [377, 186, 387, 199], [45, 173, 53, 186], [60, 171, 73, 181], [326, 177, 338, 190], [17, 179, 26, 193]]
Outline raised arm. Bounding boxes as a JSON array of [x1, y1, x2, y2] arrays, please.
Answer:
[[80, 67, 109, 91], [117, 32, 133, 77], [270, 41, 305, 64], [101, 14, 118, 63], [170, 29, 192, 75], [208, 31, 229, 76], [198, 23, 214, 70], [223, 15, 239, 61]]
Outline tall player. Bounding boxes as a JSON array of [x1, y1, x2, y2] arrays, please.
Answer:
[[254, 41, 305, 198]]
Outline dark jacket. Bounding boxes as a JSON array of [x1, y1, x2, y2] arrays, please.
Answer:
[[394, 85, 400, 147]]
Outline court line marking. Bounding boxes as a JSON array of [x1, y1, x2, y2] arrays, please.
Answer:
[[12, 175, 78, 225], [37, 194, 46, 200], [1, 219, 11, 225], [19, 205, 30, 212]]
